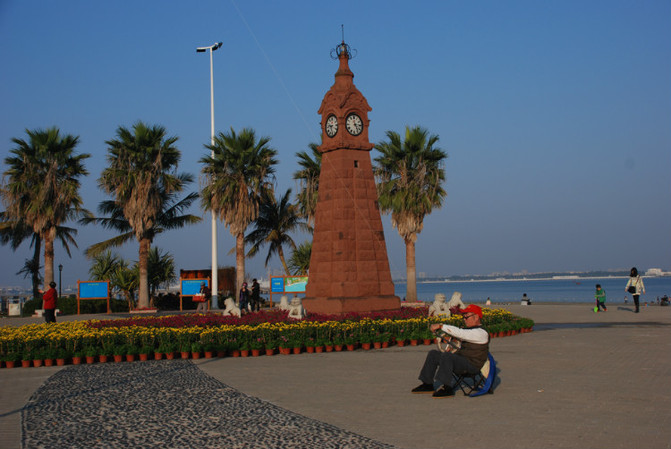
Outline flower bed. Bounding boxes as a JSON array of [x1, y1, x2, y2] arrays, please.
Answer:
[[0, 306, 533, 366]]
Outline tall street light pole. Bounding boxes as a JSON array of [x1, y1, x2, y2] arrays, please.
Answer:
[[58, 264, 63, 298], [197, 41, 223, 309]]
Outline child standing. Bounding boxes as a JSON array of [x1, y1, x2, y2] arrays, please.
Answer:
[[595, 284, 607, 312]]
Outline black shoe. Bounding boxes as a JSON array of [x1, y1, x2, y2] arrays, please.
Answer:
[[411, 383, 434, 394], [432, 385, 455, 398]]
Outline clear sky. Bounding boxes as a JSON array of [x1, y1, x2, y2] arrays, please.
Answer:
[[1, 0, 670, 290]]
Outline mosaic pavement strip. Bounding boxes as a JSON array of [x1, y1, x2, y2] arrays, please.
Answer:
[[21, 360, 396, 449]]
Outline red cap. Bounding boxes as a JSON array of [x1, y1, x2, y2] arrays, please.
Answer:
[[453, 304, 483, 318]]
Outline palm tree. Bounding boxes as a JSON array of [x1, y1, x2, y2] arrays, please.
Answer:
[[293, 142, 322, 228], [1, 127, 90, 286], [200, 127, 278, 293], [94, 121, 197, 309], [147, 247, 176, 297], [288, 241, 312, 276], [245, 189, 308, 275], [89, 250, 125, 281], [373, 126, 447, 302]]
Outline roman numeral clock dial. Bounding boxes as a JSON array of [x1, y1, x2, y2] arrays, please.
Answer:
[[346, 113, 363, 136]]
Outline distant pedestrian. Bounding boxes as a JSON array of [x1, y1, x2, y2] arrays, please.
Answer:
[[42, 281, 58, 323], [239, 282, 250, 314], [250, 279, 261, 312], [625, 267, 646, 313], [196, 282, 210, 313], [521, 293, 531, 305], [594, 284, 607, 312]]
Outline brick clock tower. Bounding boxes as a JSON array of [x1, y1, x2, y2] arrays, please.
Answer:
[[302, 41, 400, 314]]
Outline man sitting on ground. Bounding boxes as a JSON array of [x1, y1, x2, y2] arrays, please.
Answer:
[[412, 304, 490, 398]]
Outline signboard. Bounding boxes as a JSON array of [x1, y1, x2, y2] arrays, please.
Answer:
[[76, 280, 111, 315], [271, 277, 285, 293], [78, 281, 109, 299], [181, 279, 209, 296], [285, 276, 308, 293]]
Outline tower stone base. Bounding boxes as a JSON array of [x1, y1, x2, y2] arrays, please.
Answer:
[[302, 295, 400, 315]]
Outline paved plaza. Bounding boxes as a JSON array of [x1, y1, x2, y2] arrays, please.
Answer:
[[1, 303, 670, 448]]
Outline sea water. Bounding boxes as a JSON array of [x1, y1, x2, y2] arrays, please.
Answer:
[[395, 277, 671, 304]]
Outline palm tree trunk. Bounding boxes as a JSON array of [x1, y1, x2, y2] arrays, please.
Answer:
[[137, 238, 150, 309], [278, 246, 290, 276], [43, 229, 55, 286], [236, 232, 246, 295], [405, 237, 417, 302], [32, 235, 41, 300]]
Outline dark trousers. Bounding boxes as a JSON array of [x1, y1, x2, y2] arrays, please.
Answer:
[[44, 308, 56, 323], [596, 300, 607, 311], [633, 295, 640, 312], [419, 349, 479, 388]]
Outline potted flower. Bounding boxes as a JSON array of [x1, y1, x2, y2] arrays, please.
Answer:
[[250, 338, 263, 356], [139, 345, 153, 361], [239, 340, 250, 357], [191, 342, 203, 359], [305, 337, 316, 353], [264, 338, 277, 356], [113, 345, 125, 363], [125, 345, 139, 362], [56, 348, 71, 366], [2, 353, 20, 369], [21, 351, 32, 368], [85, 346, 98, 364], [333, 335, 345, 352]]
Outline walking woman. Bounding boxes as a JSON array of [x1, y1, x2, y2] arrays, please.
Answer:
[[625, 267, 646, 313]]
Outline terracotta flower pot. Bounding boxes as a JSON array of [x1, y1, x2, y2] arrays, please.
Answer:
[[279, 347, 290, 355], [346, 344, 355, 351], [325, 345, 334, 352], [44, 359, 55, 366], [139, 353, 149, 361], [191, 352, 201, 359], [21, 360, 31, 368], [56, 358, 67, 366], [410, 339, 418, 346], [231, 350, 241, 357], [373, 342, 382, 349], [86, 356, 96, 364], [216, 350, 226, 358], [240, 350, 250, 357], [362, 343, 372, 350], [396, 340, 406, 347], [166, 352, 175, 360], [71, 357, 81, 365], [204, 351, 214, 359], [113, 355, 123, 363], [154, 352, 164, 360], [99, 355, 109, 363], [33, 359, 43, 368], [292, 347, 301, 354], [5, 361, 15, 369], [382, 341, 389, 348], [265, 348, 275, 356], [315, 346, 324, 353], [181, 351, 190, 359], [251, 349, 261, 357], [423, 339, 432, 345], [335, 345, 343, 352], [125, 354, 135, 362], [306, 346, 315, 353]]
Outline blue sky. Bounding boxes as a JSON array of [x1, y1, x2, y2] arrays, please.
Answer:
[[1, 0, 669, 290]]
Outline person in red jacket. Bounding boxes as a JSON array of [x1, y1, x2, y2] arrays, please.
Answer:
[[42, 281, 58, 323]]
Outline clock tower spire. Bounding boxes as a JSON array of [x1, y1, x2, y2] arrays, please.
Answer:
[[303, 39, 400, 315]]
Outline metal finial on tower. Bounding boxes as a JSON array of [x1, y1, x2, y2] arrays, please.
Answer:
[[330, 25, 357, 60]]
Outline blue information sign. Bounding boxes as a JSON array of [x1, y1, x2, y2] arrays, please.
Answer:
[[271, 278, 285, 293], [181, 279, 209, 296], [78, 281, 109, 299]]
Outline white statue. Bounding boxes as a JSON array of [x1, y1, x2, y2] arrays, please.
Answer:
[[222, 297, 241, 318], [447, 291, 465, 311], [428, 293, 451, 316], [287, 295, 306, 319], [278, 295, 290, 311]]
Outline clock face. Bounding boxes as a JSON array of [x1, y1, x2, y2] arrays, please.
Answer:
[[325, 114, 338, 138], [346, 113, 363, 136]]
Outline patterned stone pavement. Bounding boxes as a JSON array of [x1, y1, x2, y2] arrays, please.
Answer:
[[21, 360, 395, 449]]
